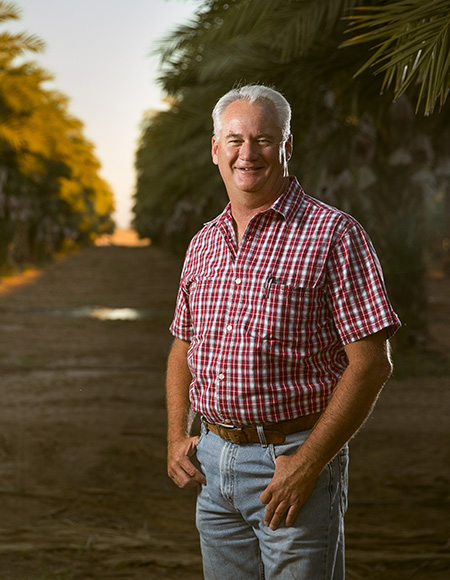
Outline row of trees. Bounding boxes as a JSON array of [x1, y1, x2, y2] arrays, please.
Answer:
[[134, 0, 450, 348], [0, 1, 114, 272]]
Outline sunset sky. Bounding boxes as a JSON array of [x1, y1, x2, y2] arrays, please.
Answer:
[[9, 0, 199, 228]]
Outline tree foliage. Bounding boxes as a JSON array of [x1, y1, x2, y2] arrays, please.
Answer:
[[134, 0, 450, 346], [0, 1, 114, 271], [343, 0, 450, 115]]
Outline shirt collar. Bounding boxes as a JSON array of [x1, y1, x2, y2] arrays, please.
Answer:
[[208, 176, 305, 228], [270, 176, 304, 223]]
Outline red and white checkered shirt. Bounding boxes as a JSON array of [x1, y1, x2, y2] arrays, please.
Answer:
[[170, 178, 401, 425]]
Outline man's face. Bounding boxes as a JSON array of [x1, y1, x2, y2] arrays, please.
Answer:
[[211, 99, 292, 202]]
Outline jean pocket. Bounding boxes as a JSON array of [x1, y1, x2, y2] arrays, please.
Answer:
[[338, 445, 349, 514], [195, 423, 208, 458], [267, 429, 312, 466], [268, 444, 277, 466]]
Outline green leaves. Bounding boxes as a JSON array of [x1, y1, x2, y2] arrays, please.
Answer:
[[343, 0, 450, 114], [135, 0, 449, 251]]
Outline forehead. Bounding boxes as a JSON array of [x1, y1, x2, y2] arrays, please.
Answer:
[[220, 99, 282, 137]]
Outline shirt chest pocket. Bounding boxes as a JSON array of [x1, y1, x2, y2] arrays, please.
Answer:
[[246, 282, 322, 344]]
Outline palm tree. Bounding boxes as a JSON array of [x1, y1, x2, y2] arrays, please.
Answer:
[[134, 0, 450, 347]]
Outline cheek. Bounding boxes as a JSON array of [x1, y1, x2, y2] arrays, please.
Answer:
[[265, 151, 283, 167], [217, 149, 237, 168]]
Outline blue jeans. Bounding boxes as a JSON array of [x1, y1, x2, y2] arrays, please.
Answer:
[[195, 425, 348, 580]]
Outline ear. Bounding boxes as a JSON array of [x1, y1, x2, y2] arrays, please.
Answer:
[[285, 135, 293, 161], [211, 136, 219, 166]]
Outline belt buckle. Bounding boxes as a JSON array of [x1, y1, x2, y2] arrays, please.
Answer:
[[226, 425, 248, 443], [217, 421, 238, 430], [216, 422, 248, 443]]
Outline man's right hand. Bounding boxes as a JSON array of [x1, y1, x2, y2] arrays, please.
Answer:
[[168, 436, 207, 488]]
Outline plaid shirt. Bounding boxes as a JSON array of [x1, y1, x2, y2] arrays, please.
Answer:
[[170, 178, 400, 426]]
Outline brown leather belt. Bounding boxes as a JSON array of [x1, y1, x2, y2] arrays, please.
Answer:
[[203, 412, 321, 444]]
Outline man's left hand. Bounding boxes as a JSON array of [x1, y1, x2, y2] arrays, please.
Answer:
[[260, 454, 317, 531]]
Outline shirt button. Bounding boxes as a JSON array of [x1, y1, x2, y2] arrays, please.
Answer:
[[224, 419, 232, 424], [235, 278, 242, 285], [226, 325, 233, 332], [218, 373, 225, 380]]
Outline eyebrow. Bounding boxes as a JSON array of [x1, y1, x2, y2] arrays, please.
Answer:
[[225, 132, 275, 140]]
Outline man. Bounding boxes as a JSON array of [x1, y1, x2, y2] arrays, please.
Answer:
[[167, 84, 400, 579]]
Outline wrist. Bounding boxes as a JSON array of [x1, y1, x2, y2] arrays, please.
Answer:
[[292, 440, 328, 480], [167, 430, 189, 446]]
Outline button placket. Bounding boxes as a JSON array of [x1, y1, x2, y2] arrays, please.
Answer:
[[215, 263, 244, 421]]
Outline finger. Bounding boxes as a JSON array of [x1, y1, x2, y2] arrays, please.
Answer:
[[285, 504, 301, 527], [171, 467, 204, 488], [180, 458, 206, 485], [169, 459, 206, 488], [180, 455, 207, 484], [186, 465, 207, 485], [260, 488, 271, 505], [264, 501, 289, 530], [186, 436, 200, 457], [168, 467, 189, 488], [173, 473, 195, 488]]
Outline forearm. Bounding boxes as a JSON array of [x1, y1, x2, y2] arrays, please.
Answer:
[[293, 349, 392, 478], [166, 338, 192, 443], [261, 330, 393, 529], [166, 338, 206, 488]]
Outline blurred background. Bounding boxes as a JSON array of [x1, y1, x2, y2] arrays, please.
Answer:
[[1, 0, 449, 351], [0, 1, 449, 578]]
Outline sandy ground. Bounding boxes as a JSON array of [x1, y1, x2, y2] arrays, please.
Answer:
[[0, 231, 448, 579]]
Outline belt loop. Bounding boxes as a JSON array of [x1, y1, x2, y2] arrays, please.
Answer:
[[256, 425, 268, 448]]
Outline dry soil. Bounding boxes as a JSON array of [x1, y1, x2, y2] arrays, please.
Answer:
[[0, 231, 448, 579]]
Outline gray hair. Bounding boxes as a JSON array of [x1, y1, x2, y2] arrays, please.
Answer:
[[212, 84, 292, 141]]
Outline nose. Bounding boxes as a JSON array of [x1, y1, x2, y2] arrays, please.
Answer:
[[239, 140, 259, 161]]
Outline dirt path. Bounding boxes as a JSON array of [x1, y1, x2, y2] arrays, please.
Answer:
[[0, 239, 448, 579]]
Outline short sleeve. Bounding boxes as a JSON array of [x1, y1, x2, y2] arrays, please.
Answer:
[[326, 223, 401, 344], [169, 279, 193, 341]]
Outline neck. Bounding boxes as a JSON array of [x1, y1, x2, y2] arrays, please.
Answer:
[[230, 176, 290, 245]]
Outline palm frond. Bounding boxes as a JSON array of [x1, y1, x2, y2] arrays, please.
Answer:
[[258, 0, 362, 60], [0, 30, 46, 57], [0, 0, 20, 23], [342, 0, 450, 114], [155, 0, 364, 95]]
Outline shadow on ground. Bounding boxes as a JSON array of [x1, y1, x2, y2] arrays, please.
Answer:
[[0, 240, 448, 579]]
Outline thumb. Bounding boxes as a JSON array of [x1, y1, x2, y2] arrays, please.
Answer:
[[186, 436, 200, 457], [260, 488, 272, 505]]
